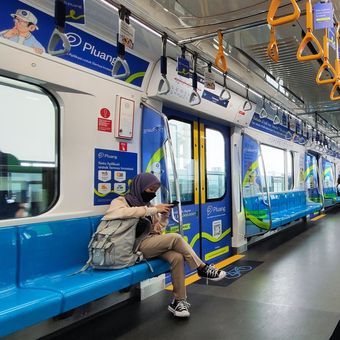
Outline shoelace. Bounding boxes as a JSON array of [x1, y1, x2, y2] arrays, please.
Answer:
[[175, 300, 190, 311], [205, 265, 220, 278]]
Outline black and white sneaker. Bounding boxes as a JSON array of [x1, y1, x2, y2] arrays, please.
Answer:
[[197, 264, 226, 281], [168, 299, 191, 317]]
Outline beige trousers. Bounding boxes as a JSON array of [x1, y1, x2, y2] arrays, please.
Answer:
[[139, 233, 205, 300]]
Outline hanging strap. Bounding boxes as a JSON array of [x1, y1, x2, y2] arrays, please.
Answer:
[[189, 53, 201, 106], [112, 6, 131, 79], [158, 33, 170, 95], [48, 0, 71, 56], [219, 72, 231, 101], [316, 28, 336, 84], [267, 26, 279, 62], [243, 85, 252, 111], [267, 0, 301, 26], [296, 0, 323, 62], [259, 96, 268, 118], [214, 31, 228, 72]]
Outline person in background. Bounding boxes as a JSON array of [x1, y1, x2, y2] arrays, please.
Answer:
[[0, 150, 26, 219], [337, 176, 340, 196], [102, 172, 226, 318]]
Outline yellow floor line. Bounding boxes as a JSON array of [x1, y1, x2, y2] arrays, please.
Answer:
[[165, 254, 245, 291], [311, 214, 326, 221]]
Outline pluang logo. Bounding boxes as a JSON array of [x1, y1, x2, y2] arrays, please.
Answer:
[[98, 152, 105, 159], [66, 32, 82, 47], [207, 205, 226, 216]]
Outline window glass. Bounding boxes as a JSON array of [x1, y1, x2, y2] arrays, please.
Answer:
[[261, 144, 285, 192], [168, 120, 194, 203], [287, 151, 294, 190], [0, 76, 58, 220], [205, 128, 226, 200]]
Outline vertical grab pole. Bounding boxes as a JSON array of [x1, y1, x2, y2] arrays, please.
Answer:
[[162, 114, 184, 236], [258, 142, 272, 229]]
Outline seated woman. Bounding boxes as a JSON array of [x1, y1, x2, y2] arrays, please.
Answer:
[[102, 172, 226, 318]]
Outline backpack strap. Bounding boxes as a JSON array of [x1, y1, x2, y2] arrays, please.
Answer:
[[69, 221, 112, 276]]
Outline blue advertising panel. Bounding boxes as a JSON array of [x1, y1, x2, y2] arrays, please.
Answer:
[[329, 27, 336, 50], [93, 149, 137, 205], [202, 90, 229, 108], [0, 0, 149, 87], [141, 105, 169, 194], [322, 158, 336, 202], [242, 134, 270, 232], [305, 153, 322, 203], [250, 111, 307, 145], [314, 2, 334, 30], [65, 0, 85, 24]]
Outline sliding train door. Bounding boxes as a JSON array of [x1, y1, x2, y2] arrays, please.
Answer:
[[164, 107, 231, 264]]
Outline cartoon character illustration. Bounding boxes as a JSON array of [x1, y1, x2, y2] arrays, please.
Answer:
[[243, 169, 260, 197], [0, 9, 45, 54]]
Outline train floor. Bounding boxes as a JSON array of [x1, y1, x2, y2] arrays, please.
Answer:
[[44, 206, 340, 340]]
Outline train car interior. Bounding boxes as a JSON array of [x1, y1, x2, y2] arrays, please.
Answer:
[[1, 0, 340, 339]]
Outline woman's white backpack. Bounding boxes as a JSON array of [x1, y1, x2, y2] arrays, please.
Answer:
[[80, 218, 144, 271]]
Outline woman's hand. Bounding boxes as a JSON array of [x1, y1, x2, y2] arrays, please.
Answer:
[[155, 203, 173, 214]]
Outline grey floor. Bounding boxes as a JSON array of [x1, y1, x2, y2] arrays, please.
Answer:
[[46, 207, 340, 340]]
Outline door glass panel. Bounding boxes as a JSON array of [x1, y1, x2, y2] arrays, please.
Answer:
[[205, 128, 226, 200], [169, 120, 194, 203]]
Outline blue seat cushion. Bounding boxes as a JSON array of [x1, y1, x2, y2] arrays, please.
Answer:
[[22, 267, 132, 312], [0, 288, 61, 337], [129, 259, 170, 284]]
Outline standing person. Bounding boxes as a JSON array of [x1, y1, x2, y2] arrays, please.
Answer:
[[337, 176, 340, 196], [102, 172, 226, 318]]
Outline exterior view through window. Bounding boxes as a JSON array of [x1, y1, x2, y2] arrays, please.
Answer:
[[169, 119, 194, 203], [205, 128, 226, 200], [261, 144, 294, 193], [0, 76, 58, 220]]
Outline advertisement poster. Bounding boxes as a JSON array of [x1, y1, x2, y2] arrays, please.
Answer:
[[322, 158, 336, 200], [0, 0, 149, 87], [305, 153, 322, 203], [242, 134, 270, 231], [250, 110, 306, 146], [94, 149, 137, 205]]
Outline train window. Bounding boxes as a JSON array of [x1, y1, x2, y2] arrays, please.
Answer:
[[261, 144, 285, 192], [287, 151, 294, 190], [0, 76, 58, 220], [205, 128, 226, 200], [168, 120, 194, 203]]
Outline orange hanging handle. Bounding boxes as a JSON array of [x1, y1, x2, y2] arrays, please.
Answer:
[[267, 26, 279, 62], [330, 24, 340, 101], [267, 0, 301, 26], [316, 28, 336, 85], [214, 31, 228, 73], [297, 0, 323, 61]]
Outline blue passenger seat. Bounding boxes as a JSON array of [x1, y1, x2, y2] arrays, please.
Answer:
[[0, 217, 170, 337], [0, 227, 61, 337]]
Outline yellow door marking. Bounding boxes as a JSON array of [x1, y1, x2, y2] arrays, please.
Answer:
[[311, 214, 326, 221], [165, 254, 245, 291]]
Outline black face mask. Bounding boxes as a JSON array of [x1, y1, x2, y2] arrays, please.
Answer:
[[141, 191, 156, 203]]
